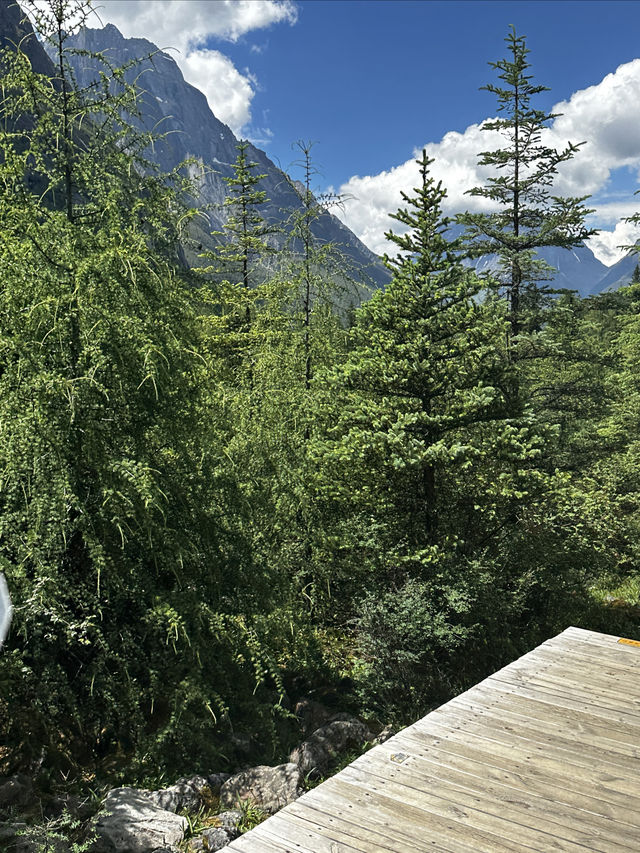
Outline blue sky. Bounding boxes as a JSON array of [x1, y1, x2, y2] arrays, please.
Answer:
[[94, 0, 640, 264]]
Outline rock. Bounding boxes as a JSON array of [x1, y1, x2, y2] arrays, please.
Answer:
[[187, 827, 232, 852], [147, 775, 209, 814], [215, 810, 241, 835], [205, 773, 230, 796], [92, 787, 187, 853], [0, 775, 33, 811], [289, 719, 372, 778], [371, 723, 395, 745], [220, 764, 303, 815]]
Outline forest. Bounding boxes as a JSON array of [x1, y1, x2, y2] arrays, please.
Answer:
[[1, 0, 640, 825]]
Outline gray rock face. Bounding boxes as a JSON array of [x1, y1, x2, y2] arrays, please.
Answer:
[[215, 810, 242, 833], [146, 775, 208, 813], [371, 723, 395, 745], [57, 23, 390, 292], [220, 764, 303, 815], [92, 787, 187, 853], [290, 719, 372, 778], [0, 0, 54, 75], [186, 809, 241, 852]]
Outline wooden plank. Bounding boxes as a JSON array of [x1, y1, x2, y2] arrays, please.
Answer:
[[413, 706, 640, 780], [348, 746, 640, 850], [226, 826, 300, 852], [319, 773, 544, 853], [486, 669, 640, 721], [287, 795, 476, 853], [460, 677, 640, 739], [387, 729, 640, 825], [449, 689, 640, 756], [426, 701, 640, 769], [531, 642, 640, 676], [401, 717, 640, 800], [228, 629, 640, 851], [328, 769, 608, 853], [228, 811, 367, 852], [540, 636, 640, 673], [466, 675, 640, 730], [501, 655, 640, 704]]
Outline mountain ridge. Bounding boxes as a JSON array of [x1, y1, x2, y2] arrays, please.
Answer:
[[58, 21, 391, 293], [0, 1, 636, 297]]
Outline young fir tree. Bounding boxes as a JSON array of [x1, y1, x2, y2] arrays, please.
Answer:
[[458, 27, 594, 354], [0, 0, 287, 777], [205, 141, 279, 323]]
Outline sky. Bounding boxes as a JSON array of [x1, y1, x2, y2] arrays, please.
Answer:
[[80, 0, 640, 266]]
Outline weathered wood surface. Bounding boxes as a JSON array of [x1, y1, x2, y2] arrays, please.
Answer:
[[227, 626, 640, 851]]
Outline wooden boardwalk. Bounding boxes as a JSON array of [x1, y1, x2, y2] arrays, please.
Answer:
[[227, 627, 640, 852]]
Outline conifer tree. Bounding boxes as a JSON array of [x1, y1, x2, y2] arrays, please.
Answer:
[[206, 142, 279, 324], [311, 154, 549, 711], [458, 27, 594, 352], [0, 0, 286, 777]]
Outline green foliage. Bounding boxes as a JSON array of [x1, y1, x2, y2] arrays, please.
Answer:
[[0, 1, 292, 781], [0, 5, 638, 809]]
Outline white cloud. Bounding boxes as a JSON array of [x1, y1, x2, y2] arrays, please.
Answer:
[[178, 48, 254, 132], [88, 0, 297, 135], [93, 0, 297, 52], [587, 219, 640, 266], [335, 58, 640, 266]]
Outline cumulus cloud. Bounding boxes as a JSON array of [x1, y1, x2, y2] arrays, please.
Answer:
[[336, 58, 640, 265], [587, 219, 640, 266], [178, 48, 255, 132], [89, 0, 297, 134]]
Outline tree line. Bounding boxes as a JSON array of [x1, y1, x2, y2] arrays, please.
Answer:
[[1, 4, 639, 788]]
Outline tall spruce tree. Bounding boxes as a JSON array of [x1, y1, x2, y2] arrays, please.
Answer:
[[311, 153, 553, 715], [458, 27, 594, 353]]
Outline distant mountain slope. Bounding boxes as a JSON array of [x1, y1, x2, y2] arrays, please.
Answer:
[[463, 237, 609, 298], [589, 252, 637, 294], [58, 22, 390, 292], [0, 0, 53, 74]]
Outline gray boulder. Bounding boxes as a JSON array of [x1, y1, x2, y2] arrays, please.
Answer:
[[293, 699, 360, 737], [205, 773, 230, 796], [92, 787, 187, 853], [186, 810, 241, 852], [220, 764, 303, 815], [289, 719, 372, 778], [147, 775, 209, 813], [215, 810, 242, 835], [187, 827, 231, 852], [371, 723, 396, 745]]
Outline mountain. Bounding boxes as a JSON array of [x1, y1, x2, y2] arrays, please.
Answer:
[[464, 238, 609, 298], [589, 251, 637, 294], [55, 22, 390, 293], [0, 3, 635, 299], [0, 0, 53, 75]]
